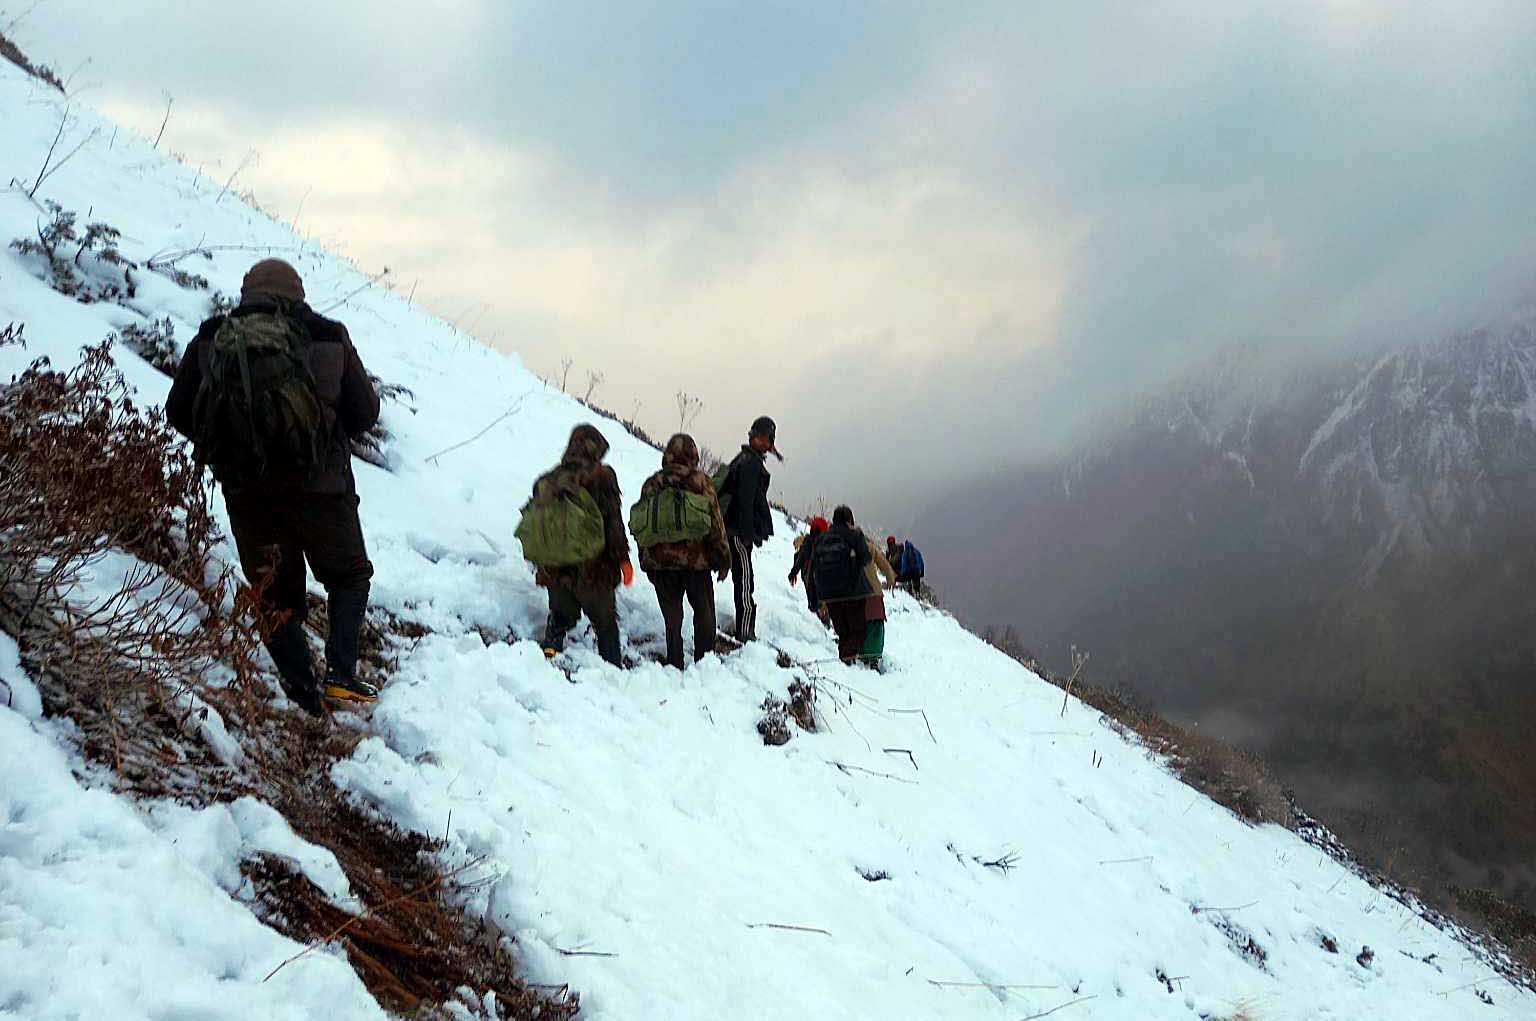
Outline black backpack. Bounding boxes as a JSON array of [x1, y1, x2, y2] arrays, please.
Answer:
[[190, 311, 325, 482], [812, 528, 862, 601]]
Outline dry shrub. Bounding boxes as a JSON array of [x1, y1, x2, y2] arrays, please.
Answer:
[[1453, 886, 1536, 970], [0, 29, 63, 91], [0, 337, 268, 785]]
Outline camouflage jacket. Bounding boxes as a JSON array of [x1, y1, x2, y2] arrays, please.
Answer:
[[637, 433, 730, 575], [533, 424, 629, 590]]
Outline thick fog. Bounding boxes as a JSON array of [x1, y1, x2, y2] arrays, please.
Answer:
[[15, 1, 1536, 517]]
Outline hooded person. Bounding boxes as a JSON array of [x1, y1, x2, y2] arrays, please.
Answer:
[[633, 433, 730, 669], [715, 415, 780, 642], [527, 423, 632, 666], [788, 515, 830, 613], [811, 505, 873, 663], [861, 533, 899, 668], [165, 258, 381, 716], [888, 535, 926, 594]]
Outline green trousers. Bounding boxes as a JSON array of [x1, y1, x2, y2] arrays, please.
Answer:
[[859, 619, 885, 666]]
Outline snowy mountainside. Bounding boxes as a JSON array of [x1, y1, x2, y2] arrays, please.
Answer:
[[1, 60, 1532, 1020]]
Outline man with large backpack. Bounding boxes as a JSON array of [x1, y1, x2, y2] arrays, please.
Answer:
[[630, 433, 729, 669], [887, 535, 926, 595], [166, 259, 380, 716], [712, 415, 779, 642], [813, 506, 873, 663], [519, 424, 631, 666]]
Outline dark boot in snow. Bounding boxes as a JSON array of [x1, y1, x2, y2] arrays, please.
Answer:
[[266, 620, 324, 717], [324, 670, 380, 704], [325, 586, 368, 679], [321, 587, 379, 703]]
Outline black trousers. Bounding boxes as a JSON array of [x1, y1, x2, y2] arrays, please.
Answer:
[[730, 533, 756, 641], [825, 599, 869, 664], [544, 578, 621, 666], [226, 490, 373, 684], [651, 569, 717, 669]]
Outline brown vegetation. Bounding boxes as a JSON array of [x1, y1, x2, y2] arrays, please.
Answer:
[[0, 28, 63, 92]]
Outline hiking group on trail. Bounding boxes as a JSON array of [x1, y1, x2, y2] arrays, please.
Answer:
[[168, 258, 929, 717]]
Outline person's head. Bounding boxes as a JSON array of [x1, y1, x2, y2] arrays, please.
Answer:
[[748, 415, 782, 460], [662, 432, 700, 472], [832, 505, 855, 527], [562, 423, 610, 465], [810, 515, 829, 534], [886, 535, 898, 550], [240, 258, 305, 305]]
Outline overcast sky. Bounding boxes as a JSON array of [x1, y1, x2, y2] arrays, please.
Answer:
[[14, 2, 1536, 523]]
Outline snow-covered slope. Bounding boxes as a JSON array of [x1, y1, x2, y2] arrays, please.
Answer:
[[2, 61, 1532, 1020]]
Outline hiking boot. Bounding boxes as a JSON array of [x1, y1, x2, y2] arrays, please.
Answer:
[[543, 646, 560, 659], [266, 620, 324, 717], [323, 672, 379, 704]]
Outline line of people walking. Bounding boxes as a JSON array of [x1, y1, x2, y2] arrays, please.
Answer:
[[169, 259, 926, 719]]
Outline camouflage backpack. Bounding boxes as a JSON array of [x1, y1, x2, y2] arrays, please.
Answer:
[[190, 312, 325, 482], [629, 485, 715, 547], [516, 469, 607, 567]]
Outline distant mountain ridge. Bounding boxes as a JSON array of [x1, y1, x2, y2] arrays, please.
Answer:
[[923, 315, 1536, 903]]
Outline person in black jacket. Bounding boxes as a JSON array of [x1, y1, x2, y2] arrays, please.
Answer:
[[812, 506, 872, 663], [720, 415, 779, 642], [165, 259, 381, 716]]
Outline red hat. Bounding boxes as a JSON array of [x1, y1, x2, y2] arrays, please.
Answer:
[[886, 535, 897, 545], [810, 516, 830, 533]]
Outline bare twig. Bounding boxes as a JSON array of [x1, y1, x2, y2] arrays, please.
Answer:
[[289, 185, 312, 234], [152, 91, 173, 150], [675, 390, 703, 432], [1097, 856, 1154, 866], [214, 148, 258, 204], [883, 747, 918, 771], [889, 707, 937, 743], [424, 390, 533, 465], [583, 369, 605, 404], [27, 105, 98, 199], [1019, 994, 1097, 1020], [1191, 900, 1258, 915], [1059, 646, 1089, 718], [978, 851, 1020, 874], [829, 761, 917, 785], [317, 267, 391, 314], [555, 946, 618, 958], [746, 922, 832, 937]]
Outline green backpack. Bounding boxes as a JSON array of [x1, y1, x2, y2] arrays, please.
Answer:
[[191, 312, 325, 481], [629, 486, 716, 547], [516, 471, 607, 567], [710, 455, 739, 518]]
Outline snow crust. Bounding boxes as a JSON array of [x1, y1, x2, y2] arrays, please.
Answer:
[[2, 60, 1533, 1019]]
